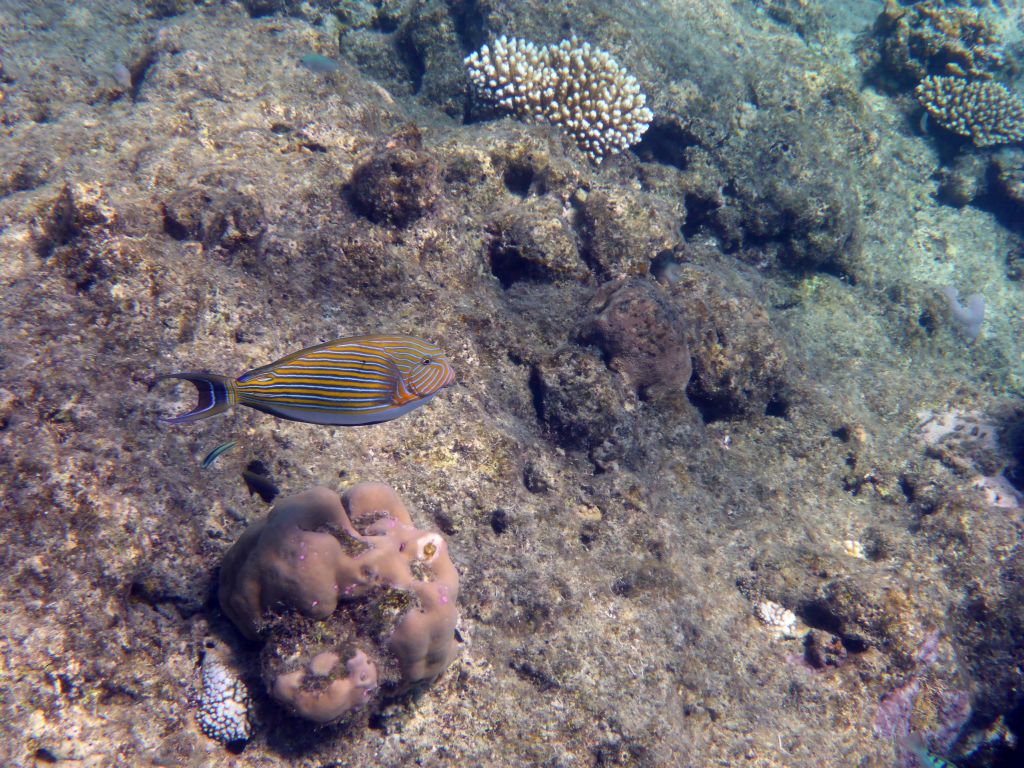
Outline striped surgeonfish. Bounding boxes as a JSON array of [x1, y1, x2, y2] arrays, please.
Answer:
[[157, 334, 455, 426]]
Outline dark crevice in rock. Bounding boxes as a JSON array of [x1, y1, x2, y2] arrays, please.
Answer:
[[502, 162, 535, 197], [687, 390, 733, 424], [634, 120, 697, 170], [764, 393, 790, 419], [528, 366, 546, 426], [129, 50, 158, 102], [490, 509, 508, 535], [450, 0, 487, 55], [681, 194, 720, 240], [396, 29, 426, 94]]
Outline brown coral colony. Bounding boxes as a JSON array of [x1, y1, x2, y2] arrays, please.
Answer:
[[218, 483, 459, 724]]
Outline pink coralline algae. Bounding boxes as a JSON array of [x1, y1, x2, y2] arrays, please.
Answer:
[[872, 630, 971, 766], [218, 483, 460, 724]]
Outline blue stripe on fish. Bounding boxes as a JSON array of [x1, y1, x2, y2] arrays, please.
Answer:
[[158, 334, 455, 427]]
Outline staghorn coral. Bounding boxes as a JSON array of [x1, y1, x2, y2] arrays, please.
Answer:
[[218, 483, 459, 724], [916, 75, 1024, 147], [465, 36, 653, 163]]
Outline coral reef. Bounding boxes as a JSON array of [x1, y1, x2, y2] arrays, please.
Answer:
[[465, 36, 653, 162], [3, 0, 1024, 765], [916, 75, 1024, 147], [574, 187, 680, 277], [219, 483, 459, 723], [486, 196, 588, 287], [876, 0, 1007, 85], [667, 263, 789, 419]]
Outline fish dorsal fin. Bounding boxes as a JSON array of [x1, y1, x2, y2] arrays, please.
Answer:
[[237, 336, 388, 383]]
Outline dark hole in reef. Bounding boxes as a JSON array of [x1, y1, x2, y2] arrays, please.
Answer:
[[681, 193, 720, 240], [33, 749, 59, 763], [917, 308, 937, 335], [579, 521, 600, 548], [243, 0, 279, 18], [765, 394, 789, 419], [225, 739, 248, 754], [686, 391, 733, 424], [490, 509, 509, 535], [972, 163, 1024, 237], [799, 601, 844, 637], [996, 697, 1024, 766], [299, 141, 328, 153], [374, 14, 400, 33], [831, 426, 850, 442], [397, 32, 426, 93], [129, 50, 157, 102], [162, 210, 190, 241], [510, 659, 559, 691], [488, 243, 549, 289], [269, 123, 292, 135], [839, 635, 868, 654], [633, 120, 696, 170], [527, 366, 545, 425], [433, 510, 456, 536], [502, 163, 535, 197], [72, 257, 111, 293], [897, 474, 916, 504], [611, 577, 635, 598], [451, 0, 486, 53]]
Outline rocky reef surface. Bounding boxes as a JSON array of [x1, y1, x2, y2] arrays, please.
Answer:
[[2, 0, 1024, 766]]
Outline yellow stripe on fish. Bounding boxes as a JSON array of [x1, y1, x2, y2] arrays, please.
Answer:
[[156, 334, 455, 426]]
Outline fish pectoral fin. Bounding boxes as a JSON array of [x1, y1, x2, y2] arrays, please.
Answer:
[[382, 356, 418, 405], [392, 389, 418, 405]]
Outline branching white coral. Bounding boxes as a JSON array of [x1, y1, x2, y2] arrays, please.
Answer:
[[465, 36, 653, 162]]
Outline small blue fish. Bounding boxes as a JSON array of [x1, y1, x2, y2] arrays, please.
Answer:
[[900, 734, 958, 768], [201, 440, 237, 469], [299, 54, 341, 74], [157, 334, 455, 427]]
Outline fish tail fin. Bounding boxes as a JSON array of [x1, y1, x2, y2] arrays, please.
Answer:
[[156, 373, 236, 425]]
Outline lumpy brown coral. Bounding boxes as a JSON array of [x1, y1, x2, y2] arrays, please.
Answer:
[[218, 483, 459, 723]]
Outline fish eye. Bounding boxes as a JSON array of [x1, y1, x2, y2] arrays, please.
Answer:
[[422, 358, 431, 365]]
